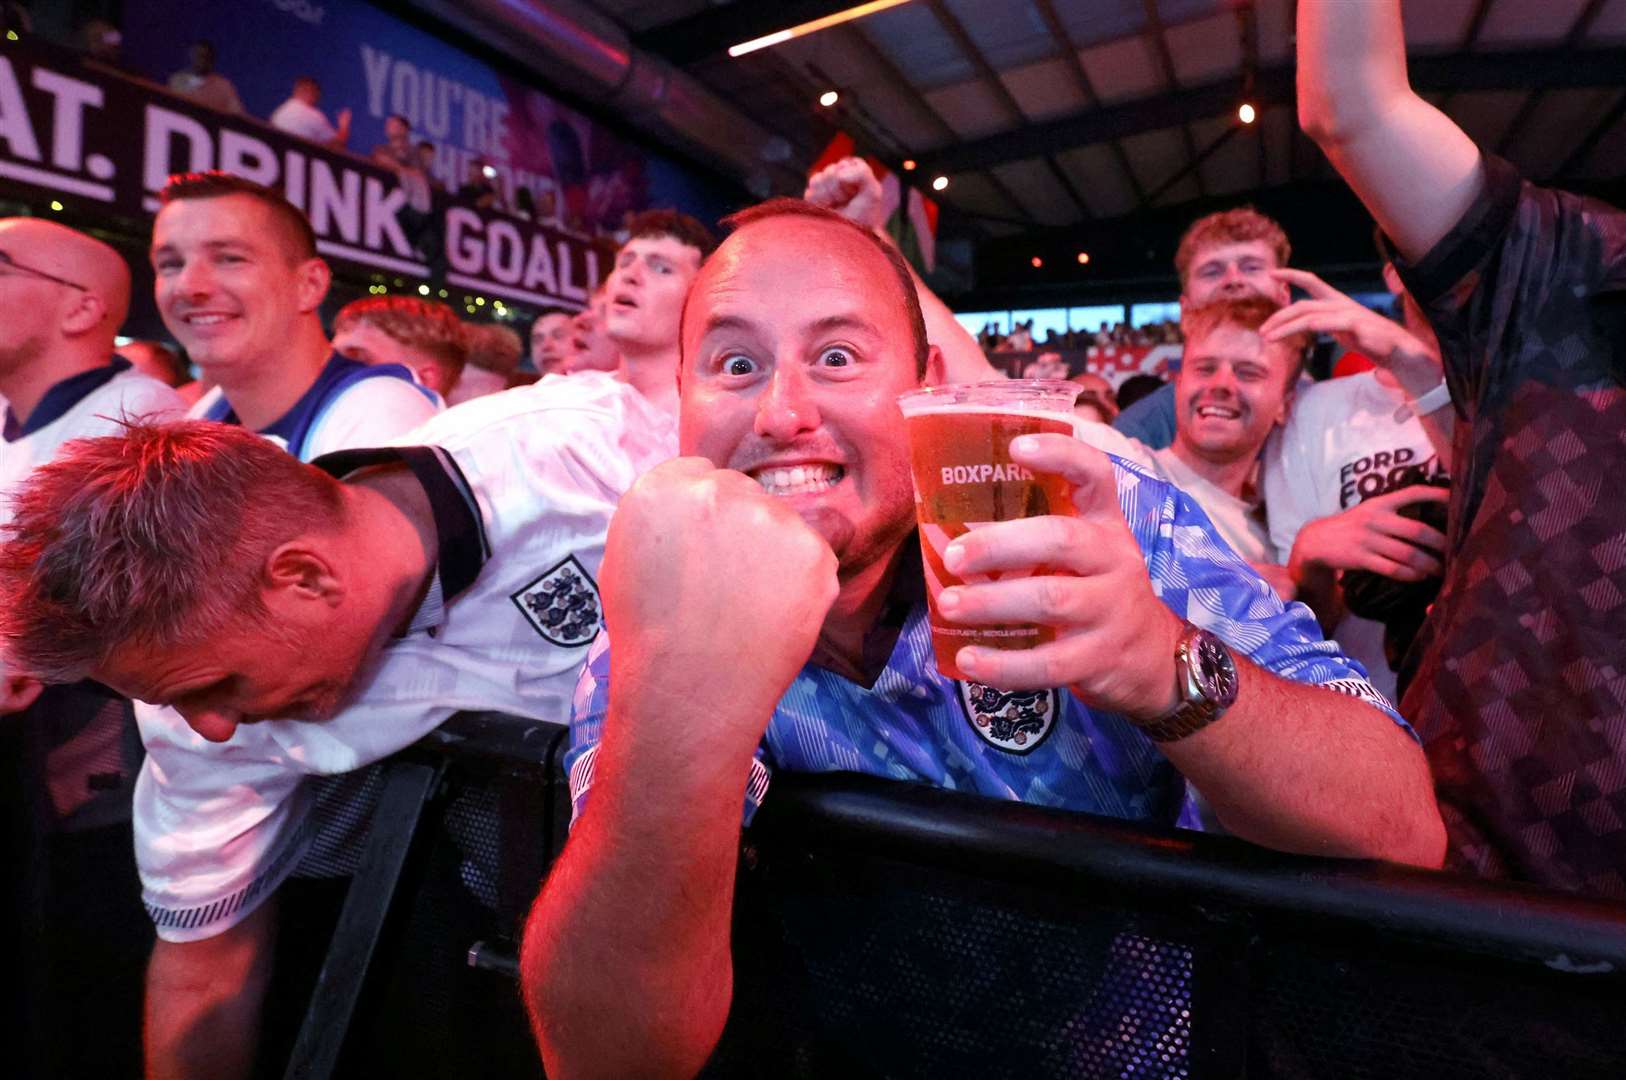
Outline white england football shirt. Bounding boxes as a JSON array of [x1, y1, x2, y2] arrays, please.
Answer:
[[135, 373, 676, 940], [1, 360, 184, 825], [1, 359, 184, 521]]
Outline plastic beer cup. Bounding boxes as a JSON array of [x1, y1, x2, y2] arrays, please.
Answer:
[[896, 380, 1081, 680]]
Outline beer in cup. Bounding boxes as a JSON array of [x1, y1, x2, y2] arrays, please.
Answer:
[[896, 380, 1081, 680]]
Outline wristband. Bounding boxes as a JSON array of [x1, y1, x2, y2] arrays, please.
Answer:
[[1394, 380, 1451, 423], [1413, 380, 1452, 413]]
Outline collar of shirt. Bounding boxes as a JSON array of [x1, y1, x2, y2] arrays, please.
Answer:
[[807, 538, 925, 688], [205, 354, 407, 437], [309, 443, 490, 632], [2, 357, 132, 442]]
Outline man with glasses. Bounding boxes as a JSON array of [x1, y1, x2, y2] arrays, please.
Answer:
[[1, 214, 183, 628], [0, 215, 183, 1076]]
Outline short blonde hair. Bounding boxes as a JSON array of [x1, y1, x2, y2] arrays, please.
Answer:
[[334, 296, 469, 378], [1174, 207, 1290, 290], [464, 322, 524, 375]]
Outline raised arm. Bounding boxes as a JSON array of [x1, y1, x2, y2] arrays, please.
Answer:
[[805, 157, 1000, 383], [522, 460, 838, 1078], [1297, 0, 1484, 263]]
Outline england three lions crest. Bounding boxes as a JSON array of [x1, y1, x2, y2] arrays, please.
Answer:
[[512, 557, 601, 647], [957, 682, 1059, 754]]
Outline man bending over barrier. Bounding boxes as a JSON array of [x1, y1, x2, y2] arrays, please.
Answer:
[[0, 371, 673, 1077]]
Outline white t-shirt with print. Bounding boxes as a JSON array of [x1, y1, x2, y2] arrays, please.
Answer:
[[1262, 371, 1445, 701]]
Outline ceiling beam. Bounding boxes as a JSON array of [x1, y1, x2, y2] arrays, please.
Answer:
[[1140, 0, 1207, 199], [1571, 0, 1613, 39], [922, 0, 1091, 220], [1140, 123, 1243, 208], [1033, 0, 1146, 208], [1241, 1, 1267, 191], [917, 47, 1626, 175], [632, 0, 891, 67], [1462, 0, 1497, 49], [834, 23, 1037, 226], [1489, 0, 1613, 162], [1553, 89, 1626, 179]]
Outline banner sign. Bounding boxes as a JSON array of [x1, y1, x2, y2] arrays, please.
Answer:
[[116, 0, 732, 236], [988, 344, 1182, 385], [0, 36, 611, 310]]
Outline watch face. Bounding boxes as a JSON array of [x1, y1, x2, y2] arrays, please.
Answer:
[[1194, 632, 1239, 706]]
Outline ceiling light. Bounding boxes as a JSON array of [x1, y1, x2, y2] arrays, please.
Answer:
[[417, 284, 430, 296], [49, 200, 63, 212], [729, 0, 914, 58], [819, 90, 839, 108], [1076, 252, 1091, 265], [931, 175, 949, 192], [1030, 256, 1043, 269], [902, 159, 917, 171], [1238, 102, 1257, 124]]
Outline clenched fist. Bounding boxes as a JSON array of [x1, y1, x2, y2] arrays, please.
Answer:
[[601, 458, 840, 740], [804, 157, 887, 231]]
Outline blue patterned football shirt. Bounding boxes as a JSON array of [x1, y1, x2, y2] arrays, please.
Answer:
[[567, 454, 1410, 829]]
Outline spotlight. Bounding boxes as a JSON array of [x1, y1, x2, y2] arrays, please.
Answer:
[[417, 284, 430, 296], [902, 159, 917, 171], [931, 175, 949, 192], [1030, 256, 1043, 269], [1076, 252, 1091, 265], [728, 0, 912, 58], [819, 90, 840, 108], [1238, 102, 1257, 125], [438, 289, 448, 298], [476, 297, 486, 306], [48, 200, 63, 212]]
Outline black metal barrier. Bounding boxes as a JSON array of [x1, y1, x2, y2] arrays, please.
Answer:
[[289, 713, 1626, 1079]]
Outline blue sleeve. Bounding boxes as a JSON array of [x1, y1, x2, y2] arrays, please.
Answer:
[[564, 629, 775, 829], [1109, 456, 1414, 740], [1111, 383, 1178, 449], [563, 631, 614, 826]]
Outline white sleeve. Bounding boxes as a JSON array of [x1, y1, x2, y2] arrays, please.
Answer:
[[132, 702, 314, 942], [109, 379, 187, 429], [1073, 418, 1155, 469], [69, 375, 186, 439], [1262, 402, 1325, 557], [302, 377, 442, 458]]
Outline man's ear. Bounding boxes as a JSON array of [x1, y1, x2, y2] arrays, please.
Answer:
[[295, 256, 333, 314], [1275, 379, 1297, 427], [262, 541, 344, 609], [923, 344, 946, 387], [417, 364, 447, 396], [59, 291, 109, 337]]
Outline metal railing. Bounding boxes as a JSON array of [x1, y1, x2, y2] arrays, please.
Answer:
[[288, 714, 1626, 1079]]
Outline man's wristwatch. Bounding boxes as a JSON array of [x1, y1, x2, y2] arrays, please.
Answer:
[[1136, 622, 1239, 743]]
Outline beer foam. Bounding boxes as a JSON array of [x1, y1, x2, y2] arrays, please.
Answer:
[[901, 404, 1076, 420]]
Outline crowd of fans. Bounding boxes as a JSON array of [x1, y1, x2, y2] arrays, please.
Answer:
[[2, 1, 1624, 1076], [978, 318, 1183, 354]]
